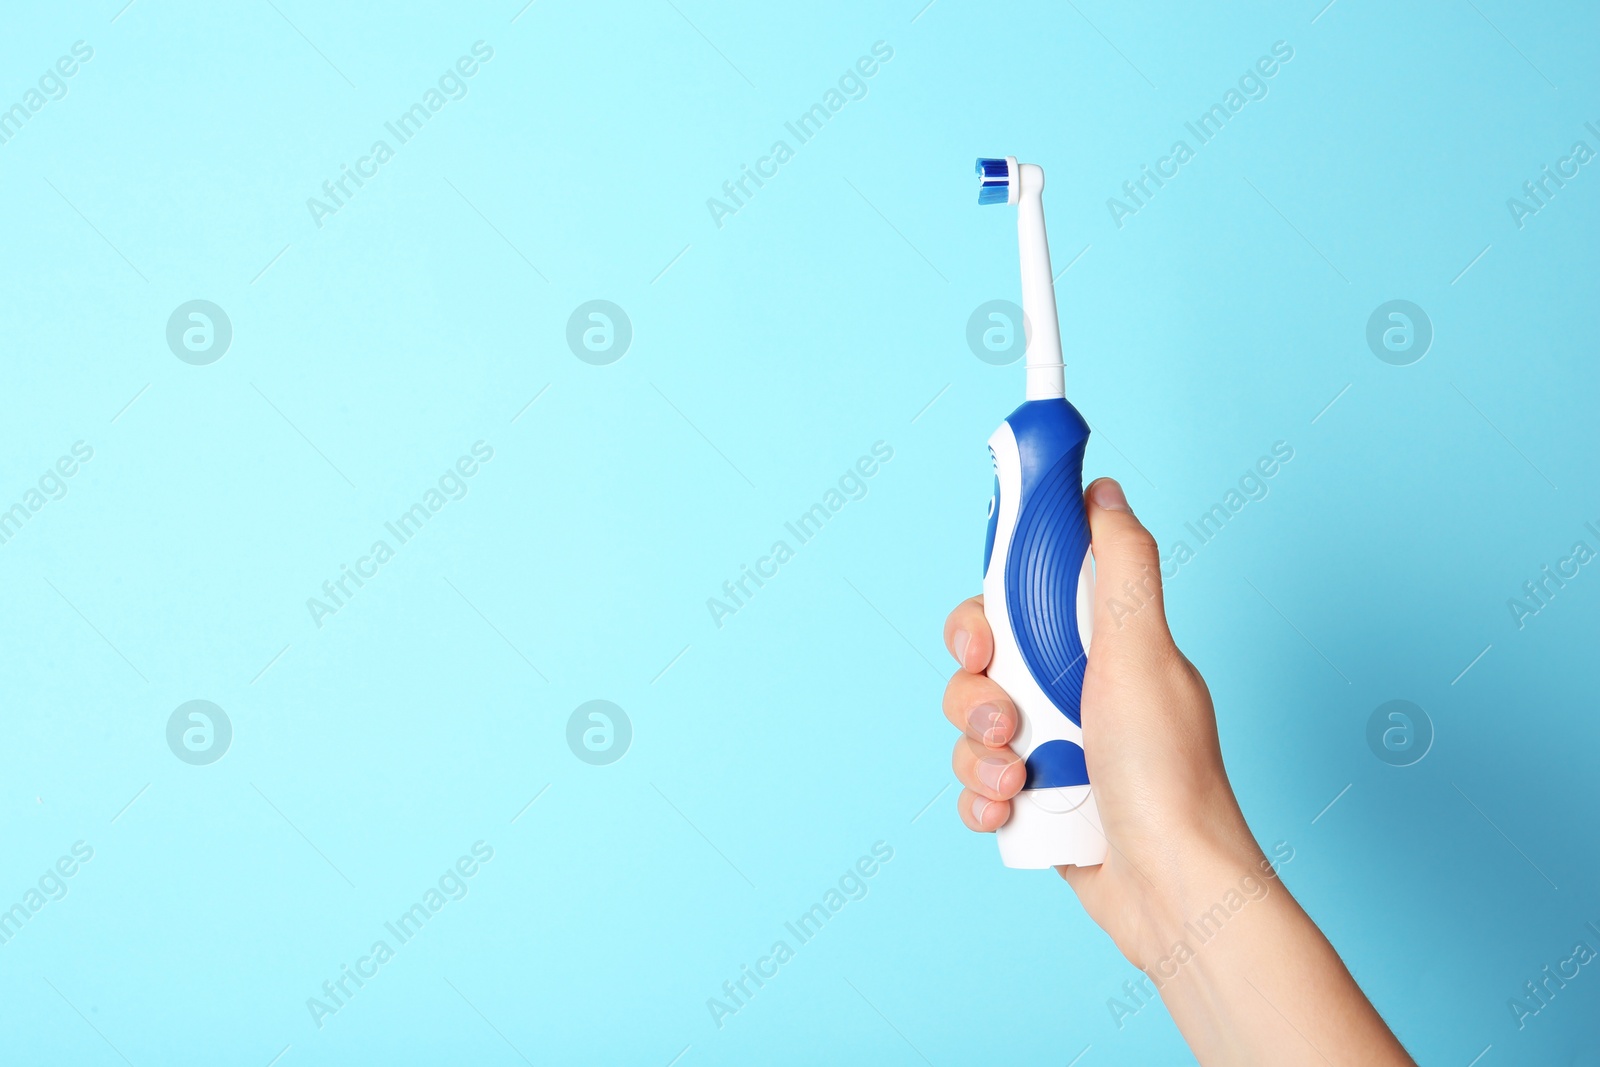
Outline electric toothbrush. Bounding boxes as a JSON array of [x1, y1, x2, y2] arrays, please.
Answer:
[[976, 157, 1106, 869]]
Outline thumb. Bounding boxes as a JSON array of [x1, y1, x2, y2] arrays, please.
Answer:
[[1085, 479, 1171, 646]]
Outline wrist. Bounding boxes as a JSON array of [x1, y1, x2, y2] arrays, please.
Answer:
[[1128, 808, 1284, 970]]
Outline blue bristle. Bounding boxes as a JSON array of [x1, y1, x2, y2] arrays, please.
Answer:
[[975, 157, 1011, 204]]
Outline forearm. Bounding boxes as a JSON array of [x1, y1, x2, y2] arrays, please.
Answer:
[[1135, 836, 1414, 1066]]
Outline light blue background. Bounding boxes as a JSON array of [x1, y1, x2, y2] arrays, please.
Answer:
[[2, 1, 1597, 1063]]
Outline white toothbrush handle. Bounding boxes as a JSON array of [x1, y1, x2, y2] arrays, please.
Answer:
[[983, 415, 1107, 869]]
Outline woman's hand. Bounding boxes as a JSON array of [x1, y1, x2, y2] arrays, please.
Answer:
[[940, 478, 1414, 1065], [942, 477, 1258, 962]]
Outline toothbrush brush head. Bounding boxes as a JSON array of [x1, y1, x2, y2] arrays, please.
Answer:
[[976, 156, 1019, 205]]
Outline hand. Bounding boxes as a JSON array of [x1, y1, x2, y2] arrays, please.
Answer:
[[941, 478, 1415, 1066], [943, 477, 1257, 962]]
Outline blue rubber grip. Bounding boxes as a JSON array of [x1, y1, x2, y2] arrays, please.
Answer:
[[1002, 399, 1092, 789]]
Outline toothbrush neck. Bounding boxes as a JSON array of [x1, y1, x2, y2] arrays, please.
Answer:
[[1017, 164, 1065, 401]]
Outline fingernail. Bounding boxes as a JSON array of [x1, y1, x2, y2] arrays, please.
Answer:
[[953, 629, 972, 668], [971, 796, 994, 826], [977, 757, 1013, 792], [967, 702, 1009, 745], [1090, 479, 1130, 512]]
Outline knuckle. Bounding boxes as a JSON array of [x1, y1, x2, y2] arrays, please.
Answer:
[[942, 669, 971, 714], [951, 741, 975, 781]]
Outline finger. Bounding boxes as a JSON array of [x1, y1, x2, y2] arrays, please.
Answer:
[[941, 669, 1017, 747], [1056, 862, 1098, 900], [1084, 478, 1173, 646], [958, 788, 1010, 833], [952, 735, 1026, 801], [1056, 862, 1096, 886], [943, 595, 992, 674]]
